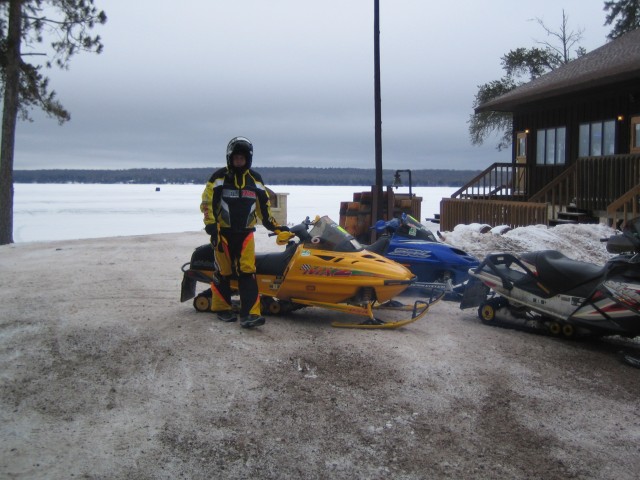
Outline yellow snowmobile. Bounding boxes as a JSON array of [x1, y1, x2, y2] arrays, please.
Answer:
[[180, 215, 443, 328]]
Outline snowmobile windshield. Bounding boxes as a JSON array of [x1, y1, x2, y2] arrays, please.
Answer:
[[605, 217, 640, 255], [304, 216, 364, 252], [398, 214, 438, 242], [624, 217, 640, 238]]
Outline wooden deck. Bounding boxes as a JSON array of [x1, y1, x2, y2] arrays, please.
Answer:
[[440, 154, 640, 230]]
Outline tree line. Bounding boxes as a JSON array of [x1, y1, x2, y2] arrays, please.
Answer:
[[13, 167, 480, 187]]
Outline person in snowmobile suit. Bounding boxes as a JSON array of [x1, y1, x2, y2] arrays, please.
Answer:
[[200, 136, 288, 328]]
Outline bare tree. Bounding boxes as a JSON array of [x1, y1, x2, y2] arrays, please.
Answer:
[[532, 10, 586, 63], [468, 11, 585, 152]]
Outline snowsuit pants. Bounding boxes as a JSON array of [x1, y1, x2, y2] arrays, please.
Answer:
[[210, 230, 261, 317]]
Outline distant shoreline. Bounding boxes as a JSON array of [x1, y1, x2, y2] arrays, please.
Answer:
[[14, 167, 480, 187]]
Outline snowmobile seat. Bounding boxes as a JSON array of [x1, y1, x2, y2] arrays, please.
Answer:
[[364, 236, 390, 255], [520, 250, 606, 297], [189, 244, 217, 270], [255, 244, 296, 277]]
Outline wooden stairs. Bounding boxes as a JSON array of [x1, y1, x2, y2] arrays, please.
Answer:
[[548, 205, 599, 227]]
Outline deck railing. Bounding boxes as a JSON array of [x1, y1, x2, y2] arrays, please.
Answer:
[[607, 184, 640, 228], [441, 154, 640, 230], [575, 154, 640, 210], [450, 162, 527, 201], [527, 154, 640, 213], [527, 163, 576, 220], [439, 198, 548, 232]]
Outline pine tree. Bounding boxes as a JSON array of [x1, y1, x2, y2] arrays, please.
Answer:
[[604, 0, 640, 40], [0, 0, 106, 245]]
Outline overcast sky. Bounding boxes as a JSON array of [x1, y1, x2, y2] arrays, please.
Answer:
[[14, 0, 611, 172]]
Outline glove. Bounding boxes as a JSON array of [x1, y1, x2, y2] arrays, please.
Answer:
[[275, 225, 289, 233], [205, 224, 218, 247], [276, 231, 295, 245]]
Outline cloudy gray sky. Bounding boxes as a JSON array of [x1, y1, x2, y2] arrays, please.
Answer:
[[15, 0, 611, 171]]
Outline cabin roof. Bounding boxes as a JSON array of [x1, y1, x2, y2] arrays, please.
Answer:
[[475, 28, 640, 113]]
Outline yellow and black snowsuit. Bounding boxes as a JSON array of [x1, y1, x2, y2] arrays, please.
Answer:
[[200, 167, 281, 317]]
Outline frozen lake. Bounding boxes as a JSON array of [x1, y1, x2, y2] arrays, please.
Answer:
[[12, 184, 457, 243]]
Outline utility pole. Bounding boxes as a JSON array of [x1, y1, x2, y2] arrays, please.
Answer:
[[373, 0, 384, 228]]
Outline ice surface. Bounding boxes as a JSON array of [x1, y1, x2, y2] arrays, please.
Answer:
[[12, 183, 617, 264]]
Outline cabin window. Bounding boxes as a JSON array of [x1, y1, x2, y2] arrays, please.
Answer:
[[536, 126, 566, 165], [579, 119, 616, 156], [632, 116, 640, 153]]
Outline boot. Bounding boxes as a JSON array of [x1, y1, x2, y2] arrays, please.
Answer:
[[216, 310, 237, 322], [240, 314, 265, 328]]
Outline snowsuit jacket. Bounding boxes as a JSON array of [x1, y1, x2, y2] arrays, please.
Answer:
[[200, 167, 280, 233]]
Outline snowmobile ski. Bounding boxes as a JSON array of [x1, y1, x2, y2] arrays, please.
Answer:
[[331, 299, 433, 329], [619, 351, 640, 368]]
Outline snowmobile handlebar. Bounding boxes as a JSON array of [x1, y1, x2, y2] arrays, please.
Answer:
[[268, 217, 315, 244], [605, 230, 640, 255]]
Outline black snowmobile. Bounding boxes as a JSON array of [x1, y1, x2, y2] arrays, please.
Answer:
[[461, 218, 640, 344]]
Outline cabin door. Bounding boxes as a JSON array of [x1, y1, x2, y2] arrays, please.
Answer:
[[515, 131, 527, 194], [632, 116, 640, 153]]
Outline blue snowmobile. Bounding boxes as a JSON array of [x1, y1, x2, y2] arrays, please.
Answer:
[[366, 213, 480, 297]]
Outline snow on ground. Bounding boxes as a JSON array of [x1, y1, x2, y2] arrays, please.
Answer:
[[253, 220, 618, 267], [441, 222, 617, 264]]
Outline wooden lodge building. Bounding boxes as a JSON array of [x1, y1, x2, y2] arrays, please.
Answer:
[[439, 28, 640, 231]]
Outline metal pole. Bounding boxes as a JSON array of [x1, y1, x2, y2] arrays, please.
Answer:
[[373, 0, 383, 221]]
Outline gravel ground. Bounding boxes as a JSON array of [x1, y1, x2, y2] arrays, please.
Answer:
[[1, 232, 639, 479]]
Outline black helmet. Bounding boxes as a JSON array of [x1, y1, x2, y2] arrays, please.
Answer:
[[226, 136, 253, 170]]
